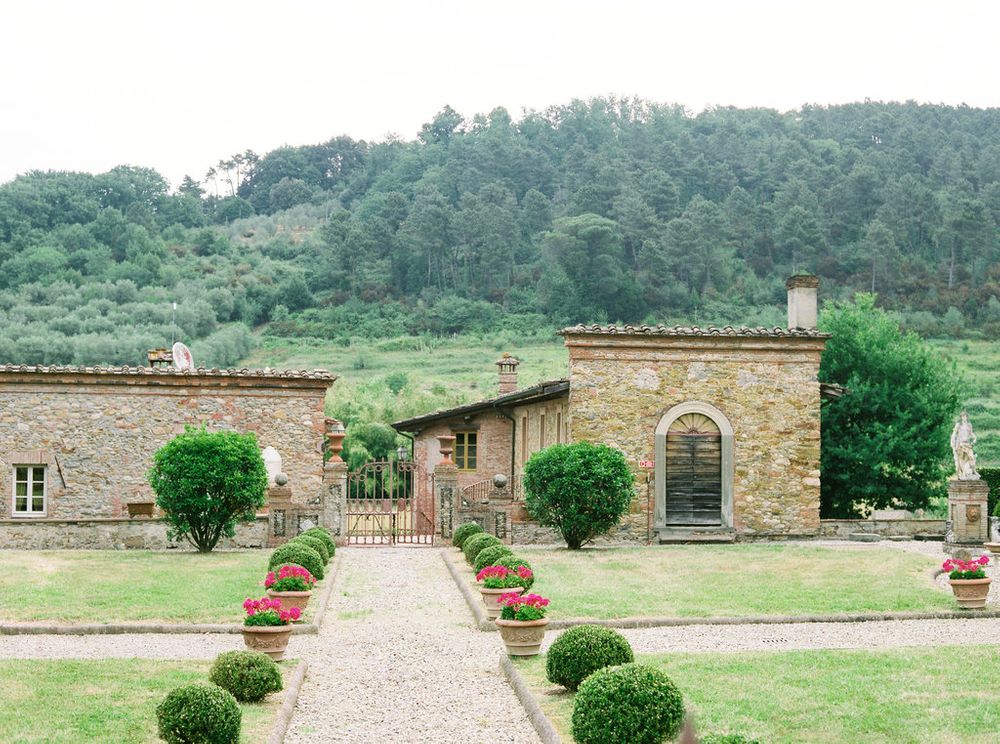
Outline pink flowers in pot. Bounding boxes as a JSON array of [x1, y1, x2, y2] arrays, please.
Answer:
[[476, 565, 533, 589], [499, 592, 550, 621], [265, 564, 316, 593], [943, 555, 990, 580], [243, 596, 302, 626]]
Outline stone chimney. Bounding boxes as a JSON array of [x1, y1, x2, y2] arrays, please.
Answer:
[[496, 353, 520, 394], [786, 275, 819, 330]]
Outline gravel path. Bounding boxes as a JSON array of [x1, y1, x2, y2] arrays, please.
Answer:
[[285, 547, 539, 744]]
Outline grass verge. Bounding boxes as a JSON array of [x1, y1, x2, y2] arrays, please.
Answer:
[[509, 544, 954, 619], [0, 550, 320, 624], [516, 645, 1000, 743], [0, 659, 289, 743]]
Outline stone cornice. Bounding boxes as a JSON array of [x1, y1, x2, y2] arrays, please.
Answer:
[[0, 365, 335, 391]]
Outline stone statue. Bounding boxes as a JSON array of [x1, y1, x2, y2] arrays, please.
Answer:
[[951, 411, 980, 481]]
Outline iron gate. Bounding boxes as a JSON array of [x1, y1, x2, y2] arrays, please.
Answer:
[[345, 461, 435, 545]]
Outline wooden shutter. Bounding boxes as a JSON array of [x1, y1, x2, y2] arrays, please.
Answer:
[[665, 413, 722, 525]]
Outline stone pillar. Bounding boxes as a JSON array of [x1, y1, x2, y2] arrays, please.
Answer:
[[945, 478, 989, 550], [435, 460, 458, 540], [320, 417, 348, 543], [267, 485, 294, 548]]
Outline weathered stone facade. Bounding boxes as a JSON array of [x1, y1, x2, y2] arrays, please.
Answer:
[[511, 397, 569, 473], [411, 414, 513, 492], [0, 365, 333, 548], [564, 330, 826, 539]]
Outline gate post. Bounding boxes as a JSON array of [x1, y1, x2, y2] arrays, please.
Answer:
[[321, 419, 348, 543], [434, 436, 458, 540]]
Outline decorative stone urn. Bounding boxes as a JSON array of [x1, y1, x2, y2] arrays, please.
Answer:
[[437, 434, 456, 466], [480, 585, 524, 620], [325, 418, 346, 462], [265, 589, 311, 619], [495, 617, 549, 656], [242, 625, 293, 661], [949, 577, 992, 610]]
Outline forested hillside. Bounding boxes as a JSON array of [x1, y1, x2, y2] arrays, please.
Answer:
[[2, 98, 1000, 368]]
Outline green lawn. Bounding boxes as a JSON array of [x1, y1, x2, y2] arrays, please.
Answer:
[[0, 550, 318, 624], [505, 544, 954, 619], [517, 645, 1000, 743], [0, 659, 287, 743]]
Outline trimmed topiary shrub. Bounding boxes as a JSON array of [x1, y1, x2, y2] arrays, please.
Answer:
[[157, 682, 241, 744], [302, 527, 335, 555], [292, 534, 330, 563], [269, 542, 324, 580], [209, 650, 283, 703], [523, 441, 635, 549], [463, 533, 501, 565], [547, 625, 634, 691], [473, 543, 514, 573], [453, 521, 484, 548], [571, 663, 684, 744], [494, 555, 534, 589]]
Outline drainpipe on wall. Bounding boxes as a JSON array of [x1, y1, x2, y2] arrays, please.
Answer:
[[398, 430, 416, 461]]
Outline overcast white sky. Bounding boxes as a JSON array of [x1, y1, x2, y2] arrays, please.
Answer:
[[0, 0, 995, 188]]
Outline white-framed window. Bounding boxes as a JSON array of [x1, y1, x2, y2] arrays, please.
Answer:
[[13, 465, 46, 516]]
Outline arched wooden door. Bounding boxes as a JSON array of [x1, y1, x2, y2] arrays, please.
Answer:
[[664, 412, 722, 525]]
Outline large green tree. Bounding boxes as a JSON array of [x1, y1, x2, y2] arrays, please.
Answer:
[[818, 294, 962, 517]]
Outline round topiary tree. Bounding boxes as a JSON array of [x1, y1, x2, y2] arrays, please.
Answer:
[[302, 527, 336, 555], [494, 555, 534, 589], [453, 522, 484, 548], [269, 542, 324, 580], [148, 427, 269, 552], [473, 543, 513, 573], [571, 663, 684, 744], [523, 441, 634, 549], [292, 534, 329, 563], [547, 625, 634, 691], [209, 650, 283, 703], [157, 683, 241, 744], [463, 533, 502, 565]]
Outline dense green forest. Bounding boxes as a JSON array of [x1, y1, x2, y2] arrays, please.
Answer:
[[3, 98, 1000, 368]]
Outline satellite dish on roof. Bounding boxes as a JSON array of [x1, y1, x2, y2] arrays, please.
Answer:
[[172, 342, 194, 371]]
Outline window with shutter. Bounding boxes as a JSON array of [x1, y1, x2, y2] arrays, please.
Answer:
[[664, 412, 722, 526]]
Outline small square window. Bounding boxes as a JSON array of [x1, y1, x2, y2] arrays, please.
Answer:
[[454, 432, 477, 471], [12, 465, 46, 516]]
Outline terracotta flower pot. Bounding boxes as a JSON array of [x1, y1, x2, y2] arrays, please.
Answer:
[[495, 617, 548, 656], [266, 589, 311, 620], [480, 586, 524, 620], [242, 625, 293, 660], [949, 577, 992, 609]]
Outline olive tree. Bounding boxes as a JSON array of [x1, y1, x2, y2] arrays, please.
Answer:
[[523, 442, 635, 549], [148, 427, 268, 552]]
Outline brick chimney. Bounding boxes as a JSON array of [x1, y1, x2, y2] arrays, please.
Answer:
[[496, 353, 520, 394], [786, 275, 819, 330]]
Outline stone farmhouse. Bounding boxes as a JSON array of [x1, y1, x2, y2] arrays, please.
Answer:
[[394, 276, 838, 543], [0, 360, 335, 549]]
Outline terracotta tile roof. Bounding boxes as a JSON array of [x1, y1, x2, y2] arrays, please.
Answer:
[[0, 364, 336, 381], [560, 324, 830, 338]]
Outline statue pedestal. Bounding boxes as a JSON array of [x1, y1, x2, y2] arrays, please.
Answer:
[[945, 479, 989, 552]]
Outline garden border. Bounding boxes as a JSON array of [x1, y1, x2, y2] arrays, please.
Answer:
[[268, 659, 309, 744], [442, 550, 1000, 630], [0, 550, 342, 636], [499, 655, 563, 744]]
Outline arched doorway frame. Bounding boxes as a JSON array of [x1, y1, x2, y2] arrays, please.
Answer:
[[654, 401, 734, 529]]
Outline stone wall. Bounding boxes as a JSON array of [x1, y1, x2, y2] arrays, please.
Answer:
[[511, 397, 569, 474], [818, 518, 946, 539], [0, 516, 268, 550], [0, 367, 332, 524], [565, 333, 826, 539]]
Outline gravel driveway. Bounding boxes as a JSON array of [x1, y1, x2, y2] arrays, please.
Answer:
[[285, 546, 540, 744]]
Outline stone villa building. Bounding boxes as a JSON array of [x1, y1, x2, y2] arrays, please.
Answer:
[[0, 362, 335, 548], [394, 276, 835, 542]]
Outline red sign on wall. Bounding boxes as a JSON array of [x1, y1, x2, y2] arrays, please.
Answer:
[[638, 460, 654, 469]]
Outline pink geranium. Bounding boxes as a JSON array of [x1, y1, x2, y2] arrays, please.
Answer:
[[943, 555, 990, 580], [243, 595, 301, 626]]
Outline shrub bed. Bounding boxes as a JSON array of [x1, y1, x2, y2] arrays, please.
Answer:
[[463, 533, 502, 565], [547, 625, 634, 691], [571, 663, 684, 744], [157, 682, 241, 744], [269, 542, 324, 580], [453, 522, 484, 548], [473, 544, 513, 573], [209, 651, 283, 703], [302, 527, 336, 556], [292, 534, 330, 563]]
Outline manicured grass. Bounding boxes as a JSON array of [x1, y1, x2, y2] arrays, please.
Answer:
[[511, 544, 954, 619], [0, 550, 318, 624], [0, 659, 287, 743], [517, 645, 1000, 743]]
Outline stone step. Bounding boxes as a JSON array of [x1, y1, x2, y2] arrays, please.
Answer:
[[657, 526, 736, 544], [849, 532, 882, 542]]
